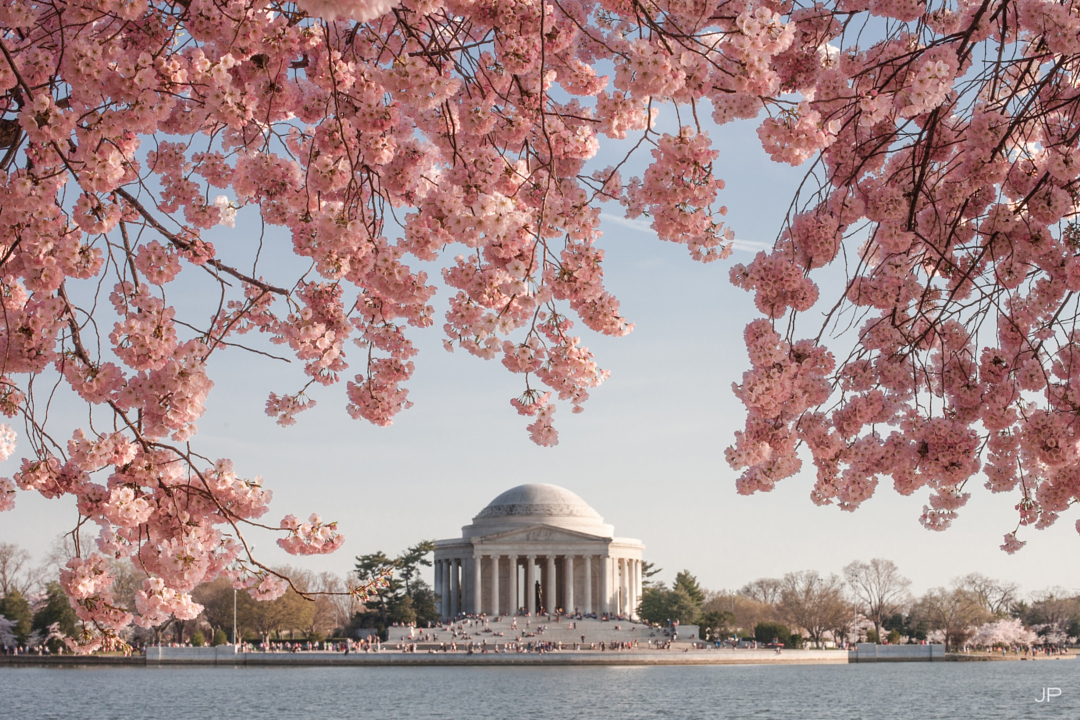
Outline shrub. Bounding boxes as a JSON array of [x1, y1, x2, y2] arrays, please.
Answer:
[[191, 630, 206, 647], [754, 621, 792, 647], [212, 630, 229, 646], [698, 611, 734, 642]]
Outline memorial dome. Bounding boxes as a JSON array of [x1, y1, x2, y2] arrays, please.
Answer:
[[462, 483, 614, 538], [435, 483, 644, 618]]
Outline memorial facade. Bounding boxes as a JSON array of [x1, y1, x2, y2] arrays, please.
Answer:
[[433, 483, 645, 619]]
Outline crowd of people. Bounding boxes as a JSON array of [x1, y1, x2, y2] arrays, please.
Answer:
[[379, 612, 687, 654], [1, 644, 59, 656]]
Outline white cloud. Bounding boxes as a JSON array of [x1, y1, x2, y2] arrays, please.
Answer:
[[600, 212, 772, 253], [600, 212, 653, 233]]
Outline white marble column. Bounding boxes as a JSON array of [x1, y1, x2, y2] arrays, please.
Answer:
[[525, 555, 536, 615], [630, 561, 639, 617], [614, 557, 621, 616], [435, 560, 444, 617], [472, 554, 483, 615], [617, 558, 624, 616], [613, 561, 622, 617], [565, 556, 575, 612], [600, 555, 611, 615], [613, 557, 621, 616], [583, 554, 592, 615], [508, 554, 518, 614], [545, 555, 556, 613], [622, 558, 631, 616], [633, 559, 641, 618], [442, 560, 451, 617], [450, 558, 460, 617], [489, 555, 500, 616]]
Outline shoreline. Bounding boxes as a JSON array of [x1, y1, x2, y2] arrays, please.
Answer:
[[0, 650, 846, 668], [1, 648, 1072, 668]]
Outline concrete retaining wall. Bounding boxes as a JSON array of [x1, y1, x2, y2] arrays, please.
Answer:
[[4, 645, 949, 667], [849, 643, 945, 662], [145, 646, 238, 664], [144, 647, 849, 667], [0, 654, 145, 667]]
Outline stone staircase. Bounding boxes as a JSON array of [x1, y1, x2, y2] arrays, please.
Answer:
[[386, 616, 701, 649]]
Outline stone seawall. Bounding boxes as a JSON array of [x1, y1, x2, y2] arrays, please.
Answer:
[[1, 644, 958, 668], [849, 644, 945, 663], [142, 647, 849, 666], [0, 655, 146, 667]]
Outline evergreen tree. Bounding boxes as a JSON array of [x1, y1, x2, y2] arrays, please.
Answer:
[[637, 583, 702, 625], [351, 542, 438, 639], [698, 610, 735, 642], [32, 582, 79, 651], [673, 571, 706, 606], [397, 541, 435, 595], [408, 580, 440, 626], [0, 589, 33, 644], [640, 562, 663, 588], [755, 621, 794, 647]]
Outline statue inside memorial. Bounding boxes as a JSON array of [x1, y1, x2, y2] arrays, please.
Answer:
[[535, 580, 543, 614]]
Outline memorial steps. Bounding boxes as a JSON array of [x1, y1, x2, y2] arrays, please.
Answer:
[[385, 615, 700, 648]]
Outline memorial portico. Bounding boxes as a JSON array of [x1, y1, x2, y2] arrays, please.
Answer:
[[433, 484, 645, 619]]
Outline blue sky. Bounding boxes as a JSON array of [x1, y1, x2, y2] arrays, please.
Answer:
[[2, 102, 1076, 601]]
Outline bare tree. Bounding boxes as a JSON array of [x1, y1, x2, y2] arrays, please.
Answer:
[[844, 559, 912, 643], [322, 571, 359, 632], [912, 587, 989, 652], [957, 574, 1019, 617], [42, 529, 95, 576], [288, 567, 351, 638], [825, 598, 860, 648], [739, 578, 784, 606], [1021, 588, 1080, 643], [0, 542, 36, 597], [778, 571, 849, 648], [702, 591, 775, 637], [192, 578, 228, 637], [248, 587, 315, 644], [193, 577, 257, 642], [108, 559, 144, 612]]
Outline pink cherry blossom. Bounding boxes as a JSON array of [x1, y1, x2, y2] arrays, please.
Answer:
[[278, 513, 346, 555], [2, 0, 1080, 641]]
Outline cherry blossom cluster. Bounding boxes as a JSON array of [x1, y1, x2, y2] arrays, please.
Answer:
[[135, 577, 204, 628], [59, 555, 134, 650], [970, 618, 1037, 648], [726, 0, 1080, 551], [277, 513, 346, 555]]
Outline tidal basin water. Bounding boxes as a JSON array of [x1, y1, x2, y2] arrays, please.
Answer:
[[2, 662, 1078, 719]]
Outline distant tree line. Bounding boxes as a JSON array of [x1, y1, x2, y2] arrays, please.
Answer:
[[0, 538, 428, 648], [635, 559, 1080, 652], [5, 538, 1079, 652]]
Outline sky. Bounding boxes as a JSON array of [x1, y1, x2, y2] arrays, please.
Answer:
[[1, 100, 1077, 602]]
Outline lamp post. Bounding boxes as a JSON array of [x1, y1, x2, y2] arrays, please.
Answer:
[[233, 588, 237, 647]]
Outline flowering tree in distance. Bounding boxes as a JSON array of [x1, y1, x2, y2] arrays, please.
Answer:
[[1, 0, 1079, 647]]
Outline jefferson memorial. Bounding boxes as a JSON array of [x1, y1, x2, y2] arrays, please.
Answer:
[[433, 484, 645, 619]]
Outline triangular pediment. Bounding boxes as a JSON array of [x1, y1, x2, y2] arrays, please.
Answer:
[[473, 523, 610, 545]]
